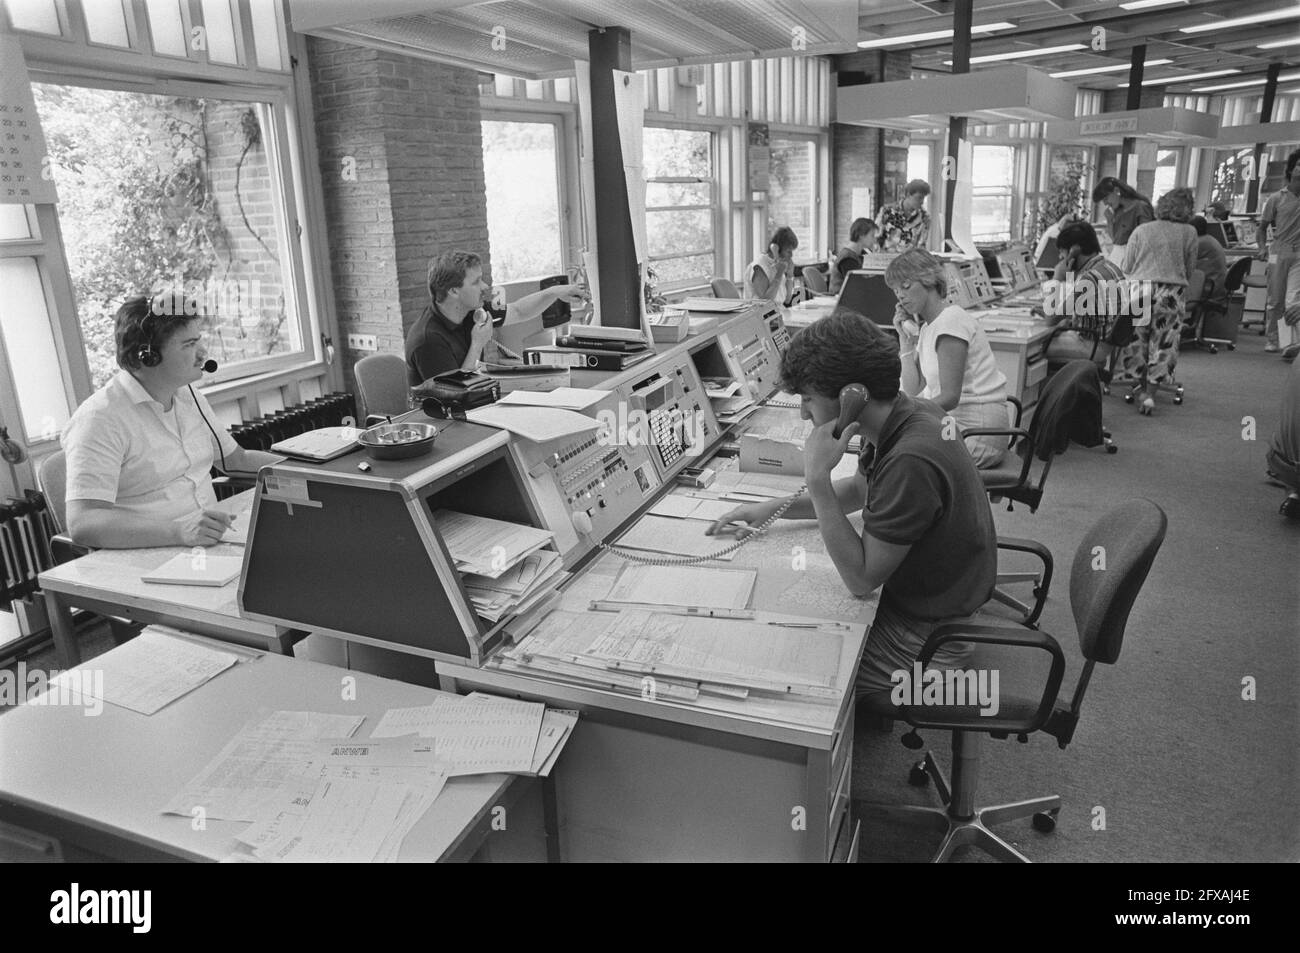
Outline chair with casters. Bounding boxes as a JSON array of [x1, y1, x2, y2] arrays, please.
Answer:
[[354, 352, 412, 426], [964, 363, 1115, 626], [1226, 255, 1268, 335], [710, 277, 741, 299], [35, 451, 138, 648], [801, 265, 828, 295], [1180, 269, 1221, 355], [854, 498, 1168, 863]]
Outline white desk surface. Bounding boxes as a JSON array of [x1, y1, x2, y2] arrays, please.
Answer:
[[449, 460, 873, 749], [37, 491, 281, 638], [0, 634, 515, 862]]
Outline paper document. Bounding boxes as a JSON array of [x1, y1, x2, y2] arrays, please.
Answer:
[[369, 694, 549, 777], [466, 404, 600, 443], [601, 564, 757, 612], [433, 510, 554, 578], [612, 515, 737, 561], [142, 553, 243, 587], [77, 627, 239, 715], [221, 519, 249, 545], [682, 298, 747, 313], [498, 388, 606, 410], [463, 549, 565, 622], [240, 777, 415, 863]]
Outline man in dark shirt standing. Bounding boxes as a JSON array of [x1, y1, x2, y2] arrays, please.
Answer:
[[406, 250, 586, 385], [708, 311, 997, 713]]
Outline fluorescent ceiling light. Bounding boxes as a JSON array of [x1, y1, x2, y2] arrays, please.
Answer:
[[1119, 1, 1187, 10], [1051, 58, 1172, 78], [857, 22, 1015, 49], [1258, 37, 1300, 50], [1120, 69, 1240, 87], [1180, 10, 1300, 34], [943, 43, 1085, 66], [1194, 71, 1300, 93]]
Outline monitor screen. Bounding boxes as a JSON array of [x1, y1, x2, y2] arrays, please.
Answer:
[[835, 271, 898, 326], [538, 274, 573, 328], [1206, 221, 1229, 248], [1222, 221, 1239, 246], [1036, 241, 1060, 272]]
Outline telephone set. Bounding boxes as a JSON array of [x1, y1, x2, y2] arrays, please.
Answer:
[[601, 383, 868, 566]]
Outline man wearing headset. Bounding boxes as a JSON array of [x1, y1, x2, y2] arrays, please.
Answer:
[[61, 294, 282, 549]]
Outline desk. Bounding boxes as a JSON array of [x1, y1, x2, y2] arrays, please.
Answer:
[[439, 469, 873, 862], [0, 634, 540, 862], [38, 492, 303, 668]]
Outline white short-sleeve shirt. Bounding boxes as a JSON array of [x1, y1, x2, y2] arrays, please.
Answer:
[[917, 305, 1008, 405], [61, 370, 240, 523]]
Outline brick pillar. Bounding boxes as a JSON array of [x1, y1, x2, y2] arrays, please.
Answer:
[[307, 37, 490, 394], [830, 50, 911, 248]]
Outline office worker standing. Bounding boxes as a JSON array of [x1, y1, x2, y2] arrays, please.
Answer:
[[1256, 148, 1300, 355], [875, 180, 931, 253], [708, 313, 997, 714], [62, 294, 281, 549], [1092, 177, 1153, 267], [406, 250, 586, 385]]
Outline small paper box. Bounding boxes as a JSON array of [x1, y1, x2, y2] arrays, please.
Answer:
[[649, 309, 689, 343]]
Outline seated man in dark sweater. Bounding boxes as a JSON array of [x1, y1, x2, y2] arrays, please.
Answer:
[[708, 310, 998, 712], [406, 250, 585, 385]]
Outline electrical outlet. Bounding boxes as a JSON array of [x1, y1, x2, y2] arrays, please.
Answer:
[[347, 334, 378, 352]]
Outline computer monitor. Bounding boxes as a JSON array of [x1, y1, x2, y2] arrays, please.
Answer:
[[1036, 241, 1060, 272], [1222, 221, 1239, 246], [835, 271, 898, 326], [1206, 221, 1229, 248], [538, 274, 574, 328]]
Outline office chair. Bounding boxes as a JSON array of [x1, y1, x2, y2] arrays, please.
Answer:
[[855, 499, 1168, 863], [354, 353, 412, 425], [1222, 255, 1265, 336], [1184, 271, 1235, 354], [710, 277, 741, 299], [964, 363, 1115, 626], [801, 265, 828, 295], [35, 451, 137, 647]]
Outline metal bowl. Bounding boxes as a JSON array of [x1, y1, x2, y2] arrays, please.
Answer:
[[358, 421, 438, 460]]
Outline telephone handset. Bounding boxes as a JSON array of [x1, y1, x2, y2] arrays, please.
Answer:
[[599, 382, 868, 566]]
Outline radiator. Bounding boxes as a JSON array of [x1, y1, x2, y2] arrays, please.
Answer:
[[229, 392, 358, 452], [0, 493, 55, 609]]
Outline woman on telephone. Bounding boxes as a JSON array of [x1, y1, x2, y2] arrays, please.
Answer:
[[745, 226, 800, 305], [887, 250, 1010, 468]]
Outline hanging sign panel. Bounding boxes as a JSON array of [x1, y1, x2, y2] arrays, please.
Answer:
[[0, 34, 59, 205]]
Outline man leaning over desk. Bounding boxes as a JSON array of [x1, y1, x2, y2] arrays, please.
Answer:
[[62, 294, 283, 549], [406, 250, 588, 384], [708, 311, 998, 713]]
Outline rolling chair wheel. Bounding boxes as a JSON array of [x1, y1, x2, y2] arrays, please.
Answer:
[[1123, 393, 1133, 404], [1107, 444, 1118, 454], [1208, 345, 1218, 354], [1101, 385, 1110, 395], [1032, 810, 1059, 833], [901, 728, 924, 750], [908, 763, 930, 787], [1228, 343, 1236, 351], [1173, 396, 1183, 405]]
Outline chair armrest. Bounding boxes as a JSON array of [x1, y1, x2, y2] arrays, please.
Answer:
[[965, 427, 1035, 486], [905, 623, 1067, 735], [996, 536, 1054, 625], [51, 533, 92, 564], [1006, 395, 1023, 430]]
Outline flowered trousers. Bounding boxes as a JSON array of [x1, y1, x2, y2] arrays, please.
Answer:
[[1117, 283, 1186, 389]]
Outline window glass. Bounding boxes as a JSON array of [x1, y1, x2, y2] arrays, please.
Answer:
[[248, 0, 284, 71], [644, 127, 714, 285], [4, 0, 61, 36], [766, 137, 815, 244], [481, 119, 563, 283], [0, 257, 70, 440], [0, 204, 32, 241], [83, 0, 130, 48], [199, 0, 239, 65], [34, 84, 302, 390], [907, 143, 932, 189], [971, 144, 1016, 242], [1152, 149, 1180, 205], [144, 0, 187, 57]]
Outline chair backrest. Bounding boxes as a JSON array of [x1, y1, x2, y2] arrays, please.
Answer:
[[1223, 255, 1253, 294], [801, 266, 827, 294], [1025, 360, 1101, 461], [36, 450, 68, 535], [711, 277, 741, 299], [1068, 498, 1168, 665], [354, 353, 410, 421]]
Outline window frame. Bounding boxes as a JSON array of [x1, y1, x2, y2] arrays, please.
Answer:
[[970, 142, 1019, 243], [643, 121, 719, 294]]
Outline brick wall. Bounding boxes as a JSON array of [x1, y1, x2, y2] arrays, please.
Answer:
[[307, 37, 490, 394], [830, 51, 911, 247]]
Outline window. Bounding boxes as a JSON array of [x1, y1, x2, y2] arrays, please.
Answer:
[[481, 118, 565, 283], [1152, 149, 1180, 204], [33, 83, 305, 391], [766, 137, 816, 243], [907, 143, 932, 189], [971, 145, 1016, 242], [644, 126, 715, 286]]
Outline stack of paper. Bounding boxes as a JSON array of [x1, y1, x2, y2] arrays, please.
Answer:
[[369, 693, 577, 778], [433, 509, 554, 579], [461, 550, 567, 622]]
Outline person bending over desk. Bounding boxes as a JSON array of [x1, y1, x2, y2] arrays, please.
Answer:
[[406, 250, 587, 384], [707, 312, 997, 713], [887, 249, 1010, 468], [62, 294, 283, 549]]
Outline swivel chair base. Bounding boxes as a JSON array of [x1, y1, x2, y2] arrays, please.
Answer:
[[855, 732, 1060, 863]]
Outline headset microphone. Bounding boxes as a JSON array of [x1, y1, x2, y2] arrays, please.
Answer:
[[202, 360, 218, 373]]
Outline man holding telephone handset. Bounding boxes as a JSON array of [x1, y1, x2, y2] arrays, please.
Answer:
[[406, 250, 588, 384], [707, 312, 997, 713]]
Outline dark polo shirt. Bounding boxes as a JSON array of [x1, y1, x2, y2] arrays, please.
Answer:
[[858, 393, 997, 620], [406, 302, 475, 386]]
